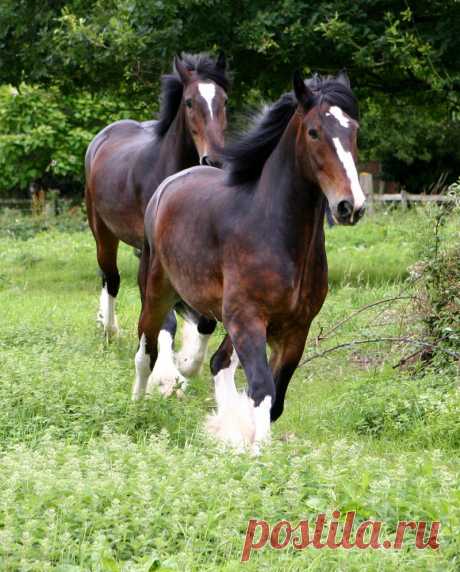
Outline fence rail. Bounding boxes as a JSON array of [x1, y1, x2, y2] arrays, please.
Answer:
[[359, 173, 456, 213]]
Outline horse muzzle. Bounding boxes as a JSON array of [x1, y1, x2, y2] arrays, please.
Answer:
[[200, 155, 222, 168], [332, 199, 366, 225]]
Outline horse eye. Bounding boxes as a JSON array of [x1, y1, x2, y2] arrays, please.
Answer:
[[308, 128, 319, 140], [185, 99, 193, 108]]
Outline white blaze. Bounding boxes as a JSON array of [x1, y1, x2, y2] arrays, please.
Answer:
[[327, 105, 350, 128], [198, 82, 216, 119], [332, 136, 366, 209]]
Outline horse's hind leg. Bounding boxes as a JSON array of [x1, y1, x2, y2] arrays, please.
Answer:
[[176, 305, 216, 377], [133, 255, 186, 400], [146, 309, 190, 397], [87, 202, 120, 338], [206, 334, 253, 450]]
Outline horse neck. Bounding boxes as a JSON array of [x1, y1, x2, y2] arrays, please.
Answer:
[[156, 106, 198, 176], [255, 113, 326, 259]]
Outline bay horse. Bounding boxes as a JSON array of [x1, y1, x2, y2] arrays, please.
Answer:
[[135, 71, 365, 451], [85, 53, 230, 390]]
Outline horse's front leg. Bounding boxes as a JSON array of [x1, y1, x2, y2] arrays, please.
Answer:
[[221, 314, 275, 453]]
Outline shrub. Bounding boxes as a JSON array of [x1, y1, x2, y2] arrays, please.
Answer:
[[0, 84, 150, 194], [412, 183, 460, 365]]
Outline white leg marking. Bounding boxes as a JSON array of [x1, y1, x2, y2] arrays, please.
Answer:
[[198, 82, 216, 119], [214, 349, 239, 409], [146, 330, 187, 397], [332, 137, 366, 209], [97, 284, 119, 337], [132, 334, 151, 400], [207, 350, 273, 453], [252, 396, 272, 455], [176, 319, 211, 377]]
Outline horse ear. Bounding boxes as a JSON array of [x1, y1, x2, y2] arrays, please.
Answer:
[[174, 56, 191, 86], [335, 69, 350, 88], [216, 51, 226, 71], [293, 70, 313, 110]]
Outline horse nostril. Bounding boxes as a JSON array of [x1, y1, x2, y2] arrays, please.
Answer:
[[201, 155, 221, 168], [337, 200, 353, 221]]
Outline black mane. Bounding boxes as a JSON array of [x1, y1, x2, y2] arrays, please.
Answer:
[[222, 75, 359, 186], [154, 53, 230, 138]]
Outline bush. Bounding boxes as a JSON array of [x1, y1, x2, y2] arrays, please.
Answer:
[[412, 184, 460, 364], [0, 84, 150, 194]]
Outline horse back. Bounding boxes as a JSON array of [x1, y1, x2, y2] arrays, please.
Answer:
[[85, 119, 157, 177]]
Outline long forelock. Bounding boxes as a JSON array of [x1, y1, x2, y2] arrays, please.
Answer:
[[310, 77, 359, 121]]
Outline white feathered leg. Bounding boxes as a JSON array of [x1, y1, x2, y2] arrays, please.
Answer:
[[176, 319, 211, 377], [146, 330, 187, 397], [132, 334, 151, 400], [206, 350, 257, 450]]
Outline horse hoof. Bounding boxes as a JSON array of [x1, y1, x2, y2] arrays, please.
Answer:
[[205, 392, 256, 450], [104, 323, 120, 339], [96, 312, 119, 339], [145, 367, 188, 398], [176, 355, 202, 378]]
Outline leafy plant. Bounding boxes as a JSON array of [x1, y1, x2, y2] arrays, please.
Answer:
[[0, 84, 150, 193], [411, 184, 460, 364]]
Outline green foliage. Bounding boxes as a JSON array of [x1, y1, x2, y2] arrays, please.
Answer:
[[0, 85, 150, 193], [413, 187, 460, 361], [0, 0, 459, 192], [345, 370, 460, 447]]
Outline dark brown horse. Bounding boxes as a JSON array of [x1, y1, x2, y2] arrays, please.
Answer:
[[85, 53, 230, 388], [135, 71, 365, 451]]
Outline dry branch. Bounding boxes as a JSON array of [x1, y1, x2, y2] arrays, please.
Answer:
[[300, 336, 460, 367]]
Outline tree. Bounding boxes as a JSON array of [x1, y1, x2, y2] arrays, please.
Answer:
[[0, 0, 459, 193]]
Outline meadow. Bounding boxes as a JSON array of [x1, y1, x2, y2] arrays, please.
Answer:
[[0, 206, 459, 571]]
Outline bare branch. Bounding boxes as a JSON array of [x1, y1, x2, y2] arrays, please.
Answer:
[[300, 336, 460, 367], [310, 295, 414, 345]]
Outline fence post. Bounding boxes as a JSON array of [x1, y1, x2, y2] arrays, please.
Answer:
[[401, 188, 408, 210], [45, 189, 60, 217], [359, 172, 374, 215]]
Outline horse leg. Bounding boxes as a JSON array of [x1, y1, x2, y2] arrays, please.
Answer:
[[133, 259, 186, 400], [176, 306, 217, 377], [269, 329, 309, 422], [132, 247, 152, 399], [206, 333, 255, 450], [146, 310, 190, 397], [208, 315, 275, 453], [87, 202, 120, 338]]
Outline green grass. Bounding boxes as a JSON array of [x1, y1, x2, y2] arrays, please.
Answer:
[[0, 207, 459, 571]]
